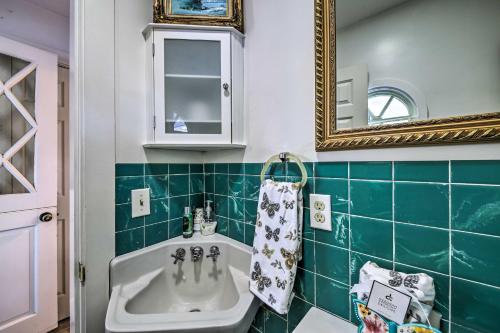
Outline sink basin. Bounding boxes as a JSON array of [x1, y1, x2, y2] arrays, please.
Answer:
[[105, 233, 261, 333]]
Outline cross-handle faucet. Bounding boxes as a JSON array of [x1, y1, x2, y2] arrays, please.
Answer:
[[191, 246, 204, 262], [171, 248, 186, 264], [206, 245, 221, 262]]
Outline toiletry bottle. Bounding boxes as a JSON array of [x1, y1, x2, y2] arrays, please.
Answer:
[[182, 207, 193, 238], [204, 200, 214, 222], [193, 208, 204, 232]]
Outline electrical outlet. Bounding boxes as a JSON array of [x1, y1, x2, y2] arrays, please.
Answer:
[[131, 189, 150, 218], [314, 200, 326, 211], [314, 212, 326, 223], [310, 194, 331, 231]]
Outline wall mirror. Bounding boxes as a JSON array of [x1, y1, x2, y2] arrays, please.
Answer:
[[315, 0, 500, 150]]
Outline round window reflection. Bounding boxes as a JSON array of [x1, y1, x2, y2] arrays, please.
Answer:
[[368, 87, 417, 126]]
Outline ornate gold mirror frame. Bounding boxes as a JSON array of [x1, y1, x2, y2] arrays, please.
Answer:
[[314, 0, 500, 151]]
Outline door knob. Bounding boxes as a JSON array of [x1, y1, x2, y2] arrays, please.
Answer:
[[39, 212, 53, 222], [223, 83, 229, 91]]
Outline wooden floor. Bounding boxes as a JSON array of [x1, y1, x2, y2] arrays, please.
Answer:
[[49, 319, 70, 333]]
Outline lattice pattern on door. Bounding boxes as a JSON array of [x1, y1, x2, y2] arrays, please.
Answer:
[[0, 55, 37, 194]]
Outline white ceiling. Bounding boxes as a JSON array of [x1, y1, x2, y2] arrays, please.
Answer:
[[25, 0, 69, 17], [337, 0, 410, 29], [13, 0, 405, 27]]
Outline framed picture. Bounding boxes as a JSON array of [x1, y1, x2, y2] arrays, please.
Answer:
[[154, 0, 244, 32]]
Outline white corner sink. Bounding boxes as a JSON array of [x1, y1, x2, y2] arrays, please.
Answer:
[[105, 233, 261, 333]]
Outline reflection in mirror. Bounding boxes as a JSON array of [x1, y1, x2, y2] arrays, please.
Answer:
[[335, 0, 500, 129]]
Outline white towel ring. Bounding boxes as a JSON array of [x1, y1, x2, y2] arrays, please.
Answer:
[[260, 152, 308, 188]]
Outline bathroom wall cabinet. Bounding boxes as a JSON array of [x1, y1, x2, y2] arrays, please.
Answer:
[[143, 24, 245, 151]]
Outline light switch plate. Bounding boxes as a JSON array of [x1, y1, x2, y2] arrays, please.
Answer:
[[310, 194, 332, 231], [131, 189, 150, 218]]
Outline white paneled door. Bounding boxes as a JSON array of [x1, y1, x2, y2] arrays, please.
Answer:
[[57, 66, 70, 321], [0, 36, 58, 332], [336, 64, 368, 129]]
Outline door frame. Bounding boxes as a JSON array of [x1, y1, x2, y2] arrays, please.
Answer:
[[69, 0, 83, 331], [70, 0, 116, 332]]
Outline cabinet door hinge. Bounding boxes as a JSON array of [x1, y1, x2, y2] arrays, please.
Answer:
[[78, 262, 86, 285], [152, 43, 155, 57]]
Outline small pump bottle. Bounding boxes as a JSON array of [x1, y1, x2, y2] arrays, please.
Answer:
[[204, 200, 214, 222]]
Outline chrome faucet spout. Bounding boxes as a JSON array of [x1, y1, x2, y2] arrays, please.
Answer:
[[191, 246, 204, 262]]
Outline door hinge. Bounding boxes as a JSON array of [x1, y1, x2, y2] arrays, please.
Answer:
[[78, 262, 86, 285], [152, 43, 155, 57], [153, 115, 156, 129]]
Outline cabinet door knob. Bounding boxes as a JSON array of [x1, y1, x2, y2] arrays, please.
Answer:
[[39, 212, 53, 222], [223, 83, 230, 91]]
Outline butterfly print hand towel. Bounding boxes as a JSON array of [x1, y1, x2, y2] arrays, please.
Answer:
[[249, 179, 304, 314]]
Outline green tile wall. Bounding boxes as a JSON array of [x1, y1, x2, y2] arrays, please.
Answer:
[[115, 163, 204, 255], [115, 160, 500, 333]]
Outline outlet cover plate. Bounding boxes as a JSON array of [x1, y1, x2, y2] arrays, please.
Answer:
[[310, 194, 332, 231], [131, 189, 151, 218]]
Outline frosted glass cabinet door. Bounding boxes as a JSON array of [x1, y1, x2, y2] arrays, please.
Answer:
[[154, 31, 231, 143]]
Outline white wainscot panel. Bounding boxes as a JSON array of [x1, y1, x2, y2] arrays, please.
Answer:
[[0, 227, 34, 325]]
